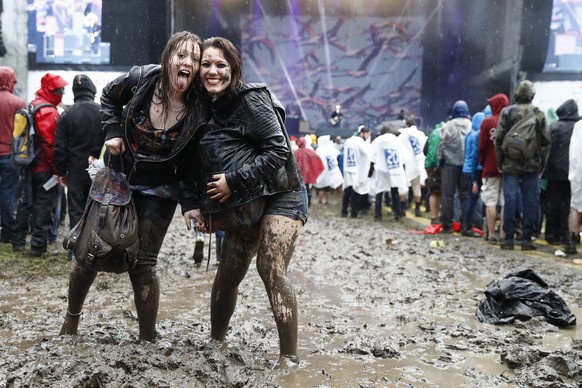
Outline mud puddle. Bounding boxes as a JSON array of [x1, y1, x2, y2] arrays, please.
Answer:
[[2, 196, 582, 387]]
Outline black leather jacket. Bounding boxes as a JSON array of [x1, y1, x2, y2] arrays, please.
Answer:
[[180, 83, 302, 214], [101, 64, 201, 186]]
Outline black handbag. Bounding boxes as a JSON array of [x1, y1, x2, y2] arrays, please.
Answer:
[[63, 165, 139, 273]]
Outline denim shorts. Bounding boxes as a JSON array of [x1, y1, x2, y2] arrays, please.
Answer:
[[263, 181, 308, 224]]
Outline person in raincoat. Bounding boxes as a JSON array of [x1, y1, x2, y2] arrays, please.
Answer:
[[294, 136, 324, 207], [341, 125, 372, 218], [314, 135, 343, 205], [370, 123, 410, 221], [398, 115, 427, 217]]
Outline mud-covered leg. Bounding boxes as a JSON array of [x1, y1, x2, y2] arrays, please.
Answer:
[[129, 193, 176, 342], [59, 262, 97, 335], [210, 228, 259, 341], [130, 270, 160, 342], [256, 214, 302, 365]]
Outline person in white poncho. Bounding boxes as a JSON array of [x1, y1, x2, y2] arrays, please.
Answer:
[[314, 135, 343, 205], [341, 125, 371, 217], [399, 116, 428, 217], [370, 123, 410, 221]]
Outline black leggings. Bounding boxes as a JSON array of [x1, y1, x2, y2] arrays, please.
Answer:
[[128, 192, 177, 285]]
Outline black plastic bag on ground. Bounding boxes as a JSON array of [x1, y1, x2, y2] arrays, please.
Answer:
[[476, 269, 576, 327]]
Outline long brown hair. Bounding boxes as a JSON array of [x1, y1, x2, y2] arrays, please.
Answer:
[[157, 31, 201, 117]]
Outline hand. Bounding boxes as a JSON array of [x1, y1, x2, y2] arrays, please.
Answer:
[[207, 173, 231, 203], [58, 176, 68, 187], [88, 155, 97, 166], [104, 137, 126, 155], [471, 182, 479, 195], [183, 208, 206, 231]]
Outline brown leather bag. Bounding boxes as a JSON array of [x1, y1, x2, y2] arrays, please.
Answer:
[[63, 166, 139, 273]]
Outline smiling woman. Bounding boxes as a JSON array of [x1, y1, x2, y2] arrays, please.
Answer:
[[182, 36, 308, 368]]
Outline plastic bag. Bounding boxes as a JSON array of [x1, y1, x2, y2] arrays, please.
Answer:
[[476, 269, 576, 327]]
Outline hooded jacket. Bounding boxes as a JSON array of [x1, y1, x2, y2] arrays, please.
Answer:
[[479, 93, 509, 178], [437, 100, 471, 167], [180, 83, 302, 215], [54, 74, 105, 185], [0, 67, 26, 157], [294, 136, 325, 185], [495, 81, 551, 175], [543, 99, 579, 181], [100, 65, 201, 187], [463, 112, 485, 179], [31, 73, 68, 173]]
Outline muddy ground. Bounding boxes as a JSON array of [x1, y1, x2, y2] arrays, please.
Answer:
[[2, 195, 582, 387]]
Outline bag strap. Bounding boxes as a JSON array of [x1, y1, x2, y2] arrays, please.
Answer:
[[510, 108, 536, 132], [105, 153, 126, 174]]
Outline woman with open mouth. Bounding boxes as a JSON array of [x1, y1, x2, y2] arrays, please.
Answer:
[[59, 31, 203, 343]]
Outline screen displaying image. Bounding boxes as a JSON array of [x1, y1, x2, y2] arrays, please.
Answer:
[[241, 13, 423, 131], [544, 0, 582, 72], [27, 0, 110, 65]]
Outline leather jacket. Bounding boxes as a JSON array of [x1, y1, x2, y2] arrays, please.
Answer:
[[101, 64, 201, 186], [180, 83, 302, 214]]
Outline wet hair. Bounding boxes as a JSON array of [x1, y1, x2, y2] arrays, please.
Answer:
[[157, 31, 201, 116], [201, 37, 243, 99]]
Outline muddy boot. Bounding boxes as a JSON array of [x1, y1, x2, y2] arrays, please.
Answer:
[[59, 264, 97, 336], [414, 202, 422, 217], [132, 277, 160, 342], [400, 201, 407, 217], [566, 233, 578, 255]]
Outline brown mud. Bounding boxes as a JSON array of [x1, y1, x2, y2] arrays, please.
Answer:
[[2, 197, 582, 387]]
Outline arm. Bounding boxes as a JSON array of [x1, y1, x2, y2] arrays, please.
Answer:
[[537, 112, 551, 171], [224, 90, 290, 193], [495, 110, 508, 169], [35, 106, 60, 175], [100, 65, 143, 140], [478, 121, 487, 167], [53, 110, 69, 179]]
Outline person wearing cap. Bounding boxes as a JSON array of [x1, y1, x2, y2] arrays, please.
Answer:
[[54, 74, 105, 232], [12, 73, 68, 256], [0, 67, 26, 243], [341, 125, 372, 217]]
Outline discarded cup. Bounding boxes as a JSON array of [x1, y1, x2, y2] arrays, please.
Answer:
[[430, 240, 444, 248], [554, 249, 567, 257]]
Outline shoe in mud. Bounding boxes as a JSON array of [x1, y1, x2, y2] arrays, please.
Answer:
[[521, 241, 537, 251], [565, 241, 578, 255], [500, 240, 514, 250], [462, 229, 481, 238]]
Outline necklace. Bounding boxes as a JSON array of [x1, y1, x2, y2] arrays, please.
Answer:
[[169, 105, 185, 113]]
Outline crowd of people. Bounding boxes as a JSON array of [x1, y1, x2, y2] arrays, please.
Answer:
[[294, 80, 581, 259], [1, 29, 582, 368]]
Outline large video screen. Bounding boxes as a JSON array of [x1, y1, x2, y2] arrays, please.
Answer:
[[544, 0, 582, 72], [241, 14, 423, 131], [27, 0, 110, 65]]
